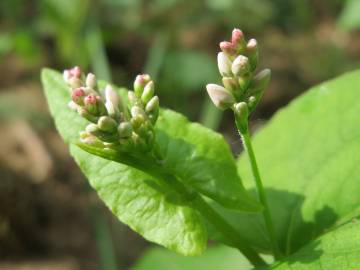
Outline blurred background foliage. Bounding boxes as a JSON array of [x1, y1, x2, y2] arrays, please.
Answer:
[[0, 0, 359, 269]]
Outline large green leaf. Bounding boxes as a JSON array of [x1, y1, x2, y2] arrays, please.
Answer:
[[71, 145, 207, 255], [41, 68, 206, 255], [210, 70, 360, 255]]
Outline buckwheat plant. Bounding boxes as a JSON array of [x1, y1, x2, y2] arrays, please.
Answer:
[[42, 27, 360, 269]]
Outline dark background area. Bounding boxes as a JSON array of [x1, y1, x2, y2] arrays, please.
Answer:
[[0, 0, 359, 269]]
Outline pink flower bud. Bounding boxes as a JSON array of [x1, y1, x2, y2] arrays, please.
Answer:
[[246, 39, 259, 70], [69, 66, 81, 78], [63, 66, 82, 86], [71, 88, 86, 105], [231, 29, 244, 45], [219, 41, 235, 56], [246, 38, 258, 51], [134, 74, 151, 97], [231, 28, 246, 52], [84, 94, 99, 105]]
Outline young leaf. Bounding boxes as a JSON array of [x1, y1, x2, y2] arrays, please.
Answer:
[[210, 70, 360, 254], [41, 68, 206, 255]]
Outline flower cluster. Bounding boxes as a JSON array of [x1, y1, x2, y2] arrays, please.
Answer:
[[206, 29, 271, 118], [64, 67, 159, 152]]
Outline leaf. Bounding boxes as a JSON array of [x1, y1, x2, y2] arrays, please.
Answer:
[[71, 145, 207, 255], [41, 68, 206, 255], [270, 218, 360, 269], [212, 70, 360, 254], [131, 245, 254, 270], [41, 68, 260, 254]]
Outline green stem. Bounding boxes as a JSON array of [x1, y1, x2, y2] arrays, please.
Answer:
[[236, 118, 281, 259]]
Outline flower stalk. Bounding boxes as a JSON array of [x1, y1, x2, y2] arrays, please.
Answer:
[[206, 29, 281, 260]]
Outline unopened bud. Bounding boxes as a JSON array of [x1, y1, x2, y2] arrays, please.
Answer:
[[84, 94, 99, 115], [145, 96, 159, 113], [247, 96, 257, 111], [105, 85, 119, 107], [85, 123, 118, 143], [219, 41, 235, 56], [78, 107, 98, 123], [70, 66, 81, 78], [128, 91, 137, 106], [206, 84, 235, 110], [71, 88, 86, 105], [222, 77, 238, 93], [131, 115, 145, 130], [68, 101, 79, 111], [231, 55, 250, 76], [231, 28, 246, 52], [131, 106, 147, 119], [68, 77, 82, 88], [104, 85, 120, 116], [118, 122, 133, 138], [141, 81, 155, 104], [246, 39, 258, 71], [234, 102, 249, 133], [86, 123, 100, 134], [98, 116, 117, 132], [249, 69, 271, 95], [217, 52, 232, 77], [86, 73, 97, 89], [238, 74, 251, 91], [80, 132, 104, 147], [134, 74, 151, 97]]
